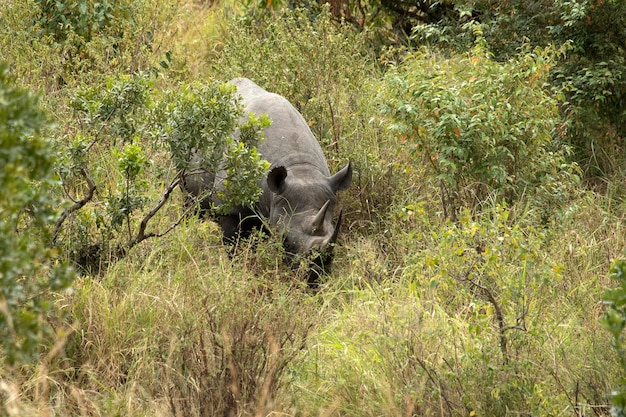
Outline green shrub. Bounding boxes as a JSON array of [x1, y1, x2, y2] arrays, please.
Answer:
[[0, 0, 176, 93], [604, 258, 626, 416], [379, 33, 578, 218], [290, 202, 613, 416], [408, 0, 626, 178], [551, 0, 626, 177], [0, 63, 73, 366], [33, 0, 133, 46], [157, 82, 270, 214]]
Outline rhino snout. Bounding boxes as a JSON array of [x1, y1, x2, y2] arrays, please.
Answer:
[[284, 210, 343, 264]]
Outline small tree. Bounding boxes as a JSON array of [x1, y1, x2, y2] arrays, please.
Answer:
[[54, 74, 269, 273], [32, 0, 136, 74], [379, 31, 578, 219], [157, 82, 270, 215], [0, 63, 73, 365]]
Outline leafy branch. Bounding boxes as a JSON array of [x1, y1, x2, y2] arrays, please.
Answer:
[[54, 74, 269, 274], [457, 272, 528, 365], [53, 168, 96, 244]]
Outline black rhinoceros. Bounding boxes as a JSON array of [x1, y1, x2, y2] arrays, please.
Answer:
[[183, 78, 352, 284]]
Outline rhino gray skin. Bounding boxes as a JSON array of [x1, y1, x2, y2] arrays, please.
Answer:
[[183, 78, 352, 284]]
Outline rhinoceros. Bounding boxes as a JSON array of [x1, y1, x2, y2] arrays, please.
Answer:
[[183, 78, 352, 284]]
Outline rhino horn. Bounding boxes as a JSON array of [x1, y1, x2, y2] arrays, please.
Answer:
[[312, 200, 331, 233], [329, 209, 343, 244]]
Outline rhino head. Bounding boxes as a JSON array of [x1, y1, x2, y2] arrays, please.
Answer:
[[265, 162, 352, 284]]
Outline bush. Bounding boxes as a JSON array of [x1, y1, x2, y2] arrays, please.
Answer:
[[158, 81, 270, 214], [371, 0, 626, 179], [290, 202, 613, 416], [379, 33, 578, 219], [0, 63, 73, 366], [33, 0, 133, 46], [551, 0, 626, 177], [0, 0, 176, 93], [604, 258, 626, 416]]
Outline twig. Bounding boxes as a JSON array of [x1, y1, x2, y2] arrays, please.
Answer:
[[128, 176, 183, 249], [413, 355, 454, 415], [326, 96, 340, 154], [463, 276, 509, 365], [53, 104, 118, 243], [441, 357, 472, 415], [53, 168, 96, 244]]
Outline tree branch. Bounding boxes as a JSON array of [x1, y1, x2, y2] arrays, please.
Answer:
[[461, 274, 510, 365], [127, 176, 184, 250], [53, 105, 118, 244], [53, 168, 96, 244]]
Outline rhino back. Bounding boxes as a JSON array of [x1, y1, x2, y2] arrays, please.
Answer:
[[230, 78, 330, 176]]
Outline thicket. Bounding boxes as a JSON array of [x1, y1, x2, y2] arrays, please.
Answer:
[[1, 0, 625, 416]]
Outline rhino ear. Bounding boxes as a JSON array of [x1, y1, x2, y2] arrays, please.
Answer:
[[267, 166, 288, 194], [329, 161, 352, 192]]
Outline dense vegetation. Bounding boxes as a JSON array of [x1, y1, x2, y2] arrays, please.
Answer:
[[1, 0, 626, 415]]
